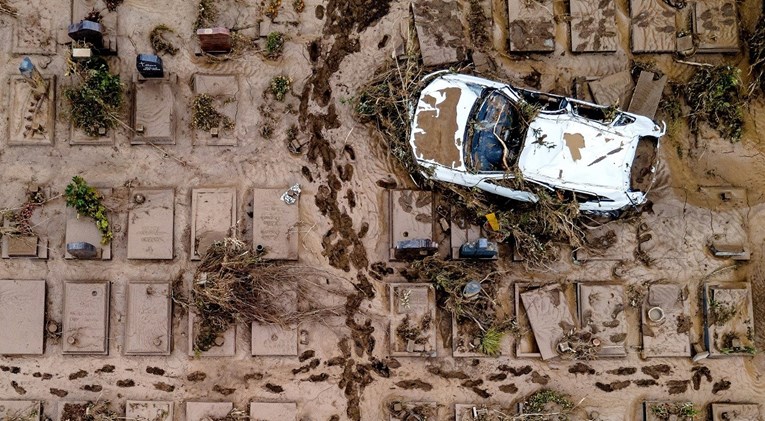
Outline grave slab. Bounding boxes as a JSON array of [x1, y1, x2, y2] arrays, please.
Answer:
[[132, 74, 177, 144], [125, 282, 172, 355], [126, 401, 173, 421], [62, 281, 110, 355], [641, 283, 691, 358], [628, 71, 667, 119], [710, 403, 762, 421], [411, 0, 466, 66], [570, 0, 617, 52], [515, 283, 541, 358], [2, 220, 48, 259], [630, 0, 677, 53], [577, 283, 627, 357], [192, 74, 239, 146], [0, 401, 42, 421], [190, 188, 236, 260], [249, 402, 297, 421], [7, 75, 56, 146], [128, 188, 174, 260], [390, 401, 438, 421], [507, 0, 555, 52], [694, 0, 739, 53], [251, 288, 298, 356], [703, 282, 755, 357], [389, 283, 437, 357], [13, 4, 57, 55], [186, 403, 233, 421], [65, 188, 112, 260], [388, 190, 435, 261], [521, 284, 576, 360], [252, 188, 299, 260], [0, 280, 45, 355], [188, 281, 236, 357], [588, 71, 634, 107]]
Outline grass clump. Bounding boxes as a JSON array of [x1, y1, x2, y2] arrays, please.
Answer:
[[264, 0, 282, 20], [264, 31, 285, 59], [191, 94, 234, 132], [64, 57, 123, 138], [269, 75, 291, 101], [684, 64, 745, 142], [521, 389, 574, 419], [479, 328, 504, 356], [64, 176, 112, 244], [650, 402, 699, 420], [193, 0, 217, 30], [150, 24, 178, 55]]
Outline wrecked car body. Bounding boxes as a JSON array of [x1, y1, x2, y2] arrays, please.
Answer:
[[409, 73, 665, 213]]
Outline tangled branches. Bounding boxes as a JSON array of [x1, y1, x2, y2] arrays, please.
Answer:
[[61, 401, 118, 421], [64, 57, 124, 137], [150, 24, 178, 55], [684, 64, 744, 142], [189, 238, 347, 351]]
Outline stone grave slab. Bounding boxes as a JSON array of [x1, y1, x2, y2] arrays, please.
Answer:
[[249, 402, 297, 421], [628, 71, 667, 119], [1, 219, 49, 259], [13, 3, 57, 55], [641, 283, 691, 358], [132, 74, 177, 144], [507, 0, 555, 52], [125, 282, 172, 355], [128, 188, 174, 260], [251, 288, 298, 356], [186, 402, 233, 421], [192, 74, 239, 146], [710, 403, 762, 421], [0, 280, 45, 355], [389, 283, 437, 357], [65, 189, 112, 260], [62, 281, 110, 355], [388, 190, 435, 261], [630, 0, 677, 53], [126, 401, 173, 421], [703, 282, 755, 357], [252, 188, 299, 261], [390, 401, 438, 421], [588, 71, 634, 107], [577, 283, 627, 357], [521, 283, 576, 360], [0, 401, 41, 421], [190, 188, 236, 260], [570, 0, 617, 52], [7, 76, 56, 146], [694, 0, 739, 53], [411, 0, 466, 66], [515, 283, 542, 358]]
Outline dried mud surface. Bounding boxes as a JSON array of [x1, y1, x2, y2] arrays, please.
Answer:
[[1, 0, 765, 419]]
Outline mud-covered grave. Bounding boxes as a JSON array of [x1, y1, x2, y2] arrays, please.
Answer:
[[1, 0, 765, 420]]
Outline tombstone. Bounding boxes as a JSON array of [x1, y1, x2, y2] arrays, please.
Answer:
[[136, 54, 164, 78], [67, 241, 98, 259], [197, 27, 232, 53], [0, 280, 46, 355], [68, 20, 104, 49], [62, 281, 110, 355]]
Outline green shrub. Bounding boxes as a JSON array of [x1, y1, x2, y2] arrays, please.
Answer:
[[64, 58, 123, 138], [478, 328, 504, 356], [64, 176, 112, 244], [685, 65, 744, 142], [265, 31, 284, 59], [269, 75, 291, 101]]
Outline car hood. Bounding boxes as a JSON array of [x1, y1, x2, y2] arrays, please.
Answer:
[[519, 113, 659, 192], [409, 75, 485, 171]]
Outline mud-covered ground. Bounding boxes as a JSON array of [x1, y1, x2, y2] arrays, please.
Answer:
[[1, 0, 765, 420]]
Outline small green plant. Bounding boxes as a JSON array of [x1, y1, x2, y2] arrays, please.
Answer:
[[678, 402, 699, 418], [64, 57, 124, 138], [150, 24, 178, 55], [191, 94, 234, 132], [64, 176, 112, 244], [193, 0, 217, 30], [478, 327, 503, 356], [269, 75, 291, 101], [522, 389, 574, 414], [265, 31, 285, 59], [685, 65, 744, 142]]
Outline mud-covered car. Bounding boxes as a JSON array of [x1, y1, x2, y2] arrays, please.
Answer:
[[409, 73, 665, 214]]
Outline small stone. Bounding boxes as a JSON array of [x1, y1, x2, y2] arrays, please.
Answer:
[[406, 339, 415, 353]]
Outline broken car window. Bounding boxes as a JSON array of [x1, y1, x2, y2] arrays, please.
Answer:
[[468, 91, 523, 172]]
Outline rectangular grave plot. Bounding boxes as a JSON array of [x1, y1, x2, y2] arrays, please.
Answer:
[[521, 283, 576, 361], [62, 281, 110, 355], [390, 402, 438, 421], [514, 283, 541, 358], [186, 403, 233, 421], [1, 220, 49, 259], [587, 71, 634, 107], [694, 0, 739, 53], [13, 5, 57, 55], [188, 286, 236, 357], [704, 283, 755, 357], [641, 283, 691, 358], [577, 283, 627, 357], [570, 0, 617, 52], [507, 0, 555, 52], [249, 402, 297, 421], [455, 404, 515, 421], [65, 189, 112, 260], [388, 190, 435, 261], [710, 403, 762, 421], [643, 402, 706, 421], [411, 0, 467, 67], [192, 74, 239, 146], [389, 283, 437, 357], [0, 280, 45, 355], [57, 402, 90, 421], [449, 207, 497, 260], [128, 188, 174, 260], [126, 401, 173, 421], [132, 75, 177, 144], [7, 76, 56, 146], [252, 188, 299, 261], [630, 0, 676, 53], [66, 74, 117, 145], [0, 401, 42, 421], [251, 287, 297, 356], [190, 188, 236, 260], [125, 282, 172, 355]]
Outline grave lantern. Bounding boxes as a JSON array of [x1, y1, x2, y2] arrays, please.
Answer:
[[19, 56, 48, 96], [136, 54, 164, 78], [68, 20, 104, 49]]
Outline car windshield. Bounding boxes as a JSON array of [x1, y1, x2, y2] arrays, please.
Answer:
[[467, 90, 523, 172]]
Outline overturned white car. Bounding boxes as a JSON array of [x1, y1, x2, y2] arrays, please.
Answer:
[[409, 73, 664, 214]]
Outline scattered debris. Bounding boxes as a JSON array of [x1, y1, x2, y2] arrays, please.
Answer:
[[150, 24, 178, 55]]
